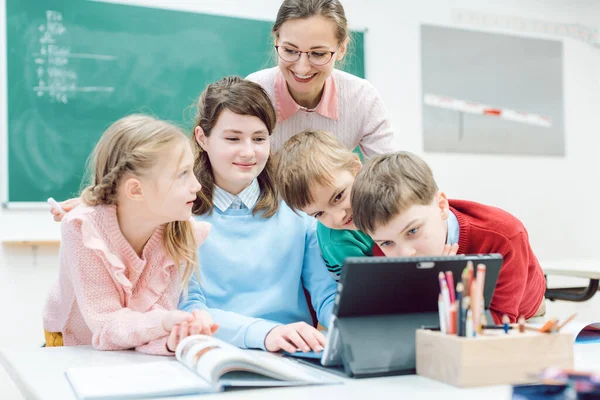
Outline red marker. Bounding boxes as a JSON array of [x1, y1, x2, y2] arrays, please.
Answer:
[[445, 271, 455, 304]]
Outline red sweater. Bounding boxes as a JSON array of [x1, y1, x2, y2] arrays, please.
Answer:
[[372, 199, 546, 324]]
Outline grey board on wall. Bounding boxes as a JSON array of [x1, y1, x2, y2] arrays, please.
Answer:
[[421, 24, 564, 156]]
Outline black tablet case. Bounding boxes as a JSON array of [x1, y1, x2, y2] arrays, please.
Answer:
[[332, 254, 503, 378]]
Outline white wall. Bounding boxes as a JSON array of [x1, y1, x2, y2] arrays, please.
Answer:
[[2, 1, 599, 398]]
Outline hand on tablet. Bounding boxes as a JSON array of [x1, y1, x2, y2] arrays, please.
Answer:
[[265, 322, 326, 354]]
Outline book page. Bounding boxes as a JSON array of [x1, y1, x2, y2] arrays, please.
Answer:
[[65, 361, 213, 399], [176, 335, 240, 383], [176, 335, 341, 386]]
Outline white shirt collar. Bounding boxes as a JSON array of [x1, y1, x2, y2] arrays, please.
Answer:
[[446, 210, 460, 245], [213, 179, 260, 212]]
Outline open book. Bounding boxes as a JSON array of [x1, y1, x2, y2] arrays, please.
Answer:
[[66, 335, 341, 400]]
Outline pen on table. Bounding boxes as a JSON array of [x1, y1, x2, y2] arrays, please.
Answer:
[[537, 318, 558, 333], [461, 267, 469, 297], [476, 264, 486, 303], [480, 313, 487, 334], [456, 282, 464, 337], [440, 277, 452, 329], [438, 294, 447, 334], [465, 309, 473, 338], [466, 261, 474, 297], [483, 324, 514, 331], [470, 281, 480, 335], [445, 270, 455, 304], [502, 315, 510, 334], [460, 296, 470, 338], [557, 313, 578, 332], [473, 264, 486, 332], [47, 197, 66, 215], [449, 302, 457, 335]]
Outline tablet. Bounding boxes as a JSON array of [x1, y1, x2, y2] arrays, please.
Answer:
[[321, 254, 503, 370]]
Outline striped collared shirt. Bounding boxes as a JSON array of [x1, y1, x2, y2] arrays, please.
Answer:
[[213, 179, 260, 212]]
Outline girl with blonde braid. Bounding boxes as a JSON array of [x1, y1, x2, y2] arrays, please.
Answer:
[[43, 114, 217, 355]]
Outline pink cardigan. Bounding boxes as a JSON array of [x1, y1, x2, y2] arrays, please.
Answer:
[[43, 205, 210, 355]]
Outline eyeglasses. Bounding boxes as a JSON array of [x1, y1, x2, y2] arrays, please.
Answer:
[[275, 45, 339, 66]]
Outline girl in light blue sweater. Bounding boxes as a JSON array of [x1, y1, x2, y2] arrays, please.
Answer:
[[178, 76, 337, 353]]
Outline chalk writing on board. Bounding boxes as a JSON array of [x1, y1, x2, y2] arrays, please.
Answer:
[[32, 10, 116, 104]]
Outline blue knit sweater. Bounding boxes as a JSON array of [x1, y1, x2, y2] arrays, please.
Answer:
[[179, 201, 337, 350]]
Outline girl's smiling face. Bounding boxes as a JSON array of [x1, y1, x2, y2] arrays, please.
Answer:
[[195, 109, 270, 195]]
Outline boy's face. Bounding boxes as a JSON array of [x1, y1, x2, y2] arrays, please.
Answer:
[[302, 167, 358, 230], [370, 192, 450, 257]]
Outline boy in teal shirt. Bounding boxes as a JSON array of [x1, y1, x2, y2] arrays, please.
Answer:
[[275, 130, 456, 279], [275, 130, 370, 279]]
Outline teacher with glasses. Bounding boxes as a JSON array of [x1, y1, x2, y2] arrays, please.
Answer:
[[247, 0, 398, 158]]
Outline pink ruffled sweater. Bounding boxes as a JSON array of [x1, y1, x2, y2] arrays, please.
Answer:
[[43, 205, 210, 355]]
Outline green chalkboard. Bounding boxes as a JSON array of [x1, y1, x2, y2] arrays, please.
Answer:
[[5, 0, 365, 203]]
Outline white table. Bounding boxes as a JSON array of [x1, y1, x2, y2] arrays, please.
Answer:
[[0, 345, 516, 400], [5, 343, 599, 400]]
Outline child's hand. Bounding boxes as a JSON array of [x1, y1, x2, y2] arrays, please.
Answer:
[[166, 310, 218, 352], [50, 197, 81, 222], [441, 243, 459, 256], [264, 322, 326, 353], [162, 310, 194, 332]]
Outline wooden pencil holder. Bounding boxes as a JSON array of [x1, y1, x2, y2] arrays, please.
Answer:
[[415, 329, 574, 387]]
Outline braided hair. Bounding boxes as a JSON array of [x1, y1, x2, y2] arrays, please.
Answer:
[[81, 114, 200, 292]]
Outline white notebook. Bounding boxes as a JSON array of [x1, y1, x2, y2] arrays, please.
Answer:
[[66, 361, 213, 400], [65, 335, 341, 400]]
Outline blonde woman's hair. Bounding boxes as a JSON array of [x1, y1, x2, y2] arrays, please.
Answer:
[[191, 76, 279, 218], [351, 151, 439, 234], [275, 129, 360, 211], [81, 114, 199, 291]]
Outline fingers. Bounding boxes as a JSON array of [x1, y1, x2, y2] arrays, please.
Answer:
[[50, 197, 81, 221], [312, 330, 327, 350], [179, 321, 189, 344], [265, 323, 325, 353], [167, 325, 179, 352], [276, 337, 297, 353], [51, 208, 65, 222], [449, 243, 459, 255], [163, 310, 193, 331], [61, 198, 81, 212], [286, 330, 310, 352], [442, 244, 459, 256], [189, 322, 201, 336], [174, 310, 194, 324], [295, 326, 324, 352], [442, 243, 458, 255], [192, 310, 214, 336]]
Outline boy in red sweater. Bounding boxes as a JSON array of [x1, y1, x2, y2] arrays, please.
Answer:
[[351, 151, 546, 324]]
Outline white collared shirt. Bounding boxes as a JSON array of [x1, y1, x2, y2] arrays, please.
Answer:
[[446, 210, 460, 245], [213, 179, 260, 212]]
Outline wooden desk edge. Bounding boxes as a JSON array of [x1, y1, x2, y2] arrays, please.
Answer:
[[1, 240, 60, 246]]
